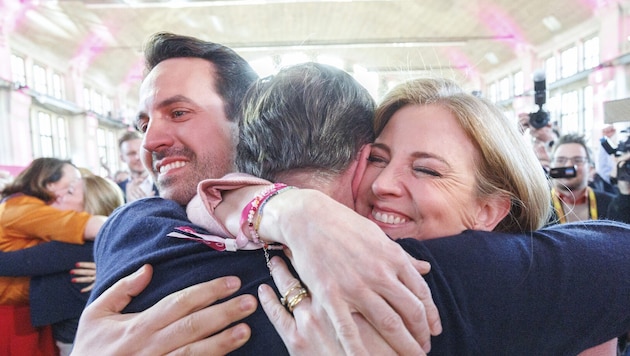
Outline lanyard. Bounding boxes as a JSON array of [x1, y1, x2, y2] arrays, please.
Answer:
[[551, 187, 598, 224]]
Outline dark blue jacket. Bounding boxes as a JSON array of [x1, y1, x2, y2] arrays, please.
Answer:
[[0, 241, 93, 342], [90, 198, 630, 355]]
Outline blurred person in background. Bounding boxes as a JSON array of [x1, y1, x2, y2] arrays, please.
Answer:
[[597, 124, 618, 184], [0, 172, 123, 355], [112, 170, 130, 184], [0, 158, 107, 355], [117, 131, 158, 202], [607, 153, 630, 224], [549, 134, 615, 224]]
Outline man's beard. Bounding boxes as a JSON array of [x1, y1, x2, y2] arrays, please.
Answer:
[[156, 152, 235, 206]]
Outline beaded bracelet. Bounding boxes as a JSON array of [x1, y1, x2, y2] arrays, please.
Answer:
[[240, 183, 291, 244]]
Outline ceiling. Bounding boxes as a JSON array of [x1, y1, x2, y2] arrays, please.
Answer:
[[2, 0, 619, 97]]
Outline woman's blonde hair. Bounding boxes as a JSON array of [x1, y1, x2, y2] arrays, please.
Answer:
[[82, 173, 124, 216], [375, 77, 551, 232]]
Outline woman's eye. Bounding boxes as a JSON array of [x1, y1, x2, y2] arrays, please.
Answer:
[[367, 155, 387, 168], [413, 166, 441, 177]]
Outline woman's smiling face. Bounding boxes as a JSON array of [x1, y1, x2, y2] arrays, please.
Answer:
[[355, 103, 483, 240]]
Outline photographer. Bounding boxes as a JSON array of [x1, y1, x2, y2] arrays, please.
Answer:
[[549, 134, 615, 224], [607, 153, 630, 224], [597, 125, 617, 184]]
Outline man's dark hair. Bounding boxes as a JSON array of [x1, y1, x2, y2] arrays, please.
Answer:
[[552, 133, 592, 163], [237, 62, 376, 181], [143, 32, 259, 122]]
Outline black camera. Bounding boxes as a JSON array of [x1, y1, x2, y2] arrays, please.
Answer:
[[600, 128, 630, 156], [528, 70, 550, 129], [618, 161, 630, 182], [548, 166, 577, 179]]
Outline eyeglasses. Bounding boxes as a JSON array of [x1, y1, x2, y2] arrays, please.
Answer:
[[552, 156, 588, 165]]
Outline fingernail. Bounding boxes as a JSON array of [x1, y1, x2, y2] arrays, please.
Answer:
[[69, 270, 75, 275], [423, 341, 432, 353], [241, 295, 256, 311], [128, 265, 146, 280], [71, 278, 76, 283], [268, 257, 278, 270], [258, 284, 269, 302], [225, 276, 240, 290], [75, 262, 80, 267], [232, 324, 248, 340]]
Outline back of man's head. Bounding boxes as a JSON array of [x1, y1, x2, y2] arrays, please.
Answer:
[[143, 32, 259, 122], [236, 62, 376, 182]]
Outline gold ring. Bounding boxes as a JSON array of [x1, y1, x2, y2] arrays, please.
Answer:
[[286, 289, 309, 313], [280, 282, 303, 306]]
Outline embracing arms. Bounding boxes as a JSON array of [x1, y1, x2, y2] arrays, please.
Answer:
[[207, 181, 442, 354], [0, 241, 93, 276]]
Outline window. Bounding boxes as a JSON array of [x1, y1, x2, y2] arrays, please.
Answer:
[[96, 128, 119, 177], [560, 91, 579, 134], [33, 63, 48, 94], [83, 87, 91, 110], [11, 54, 26, 87], [583, 86, 594, 133], [499, 76, 510, 101], [102, 95, 112, 117], [560, 46, 578, 78], [488, 82, 498, 103], [57, 117, 68, 158], [51, 72, 65, 99], [37, 112, 54, 156], [91, 89, 103, 115], [583, 37, 599, 70], [545, 56, 557, 84], [513, 71, 524, 96], [31, 111, 69, 158]]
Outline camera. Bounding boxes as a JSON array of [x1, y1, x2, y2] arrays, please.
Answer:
[[618, 160, 630, 182], [528, 70, 550, 129], [600, 128, 630, 182], [600, 128, 630, 156], [548, 166, 577, 179]]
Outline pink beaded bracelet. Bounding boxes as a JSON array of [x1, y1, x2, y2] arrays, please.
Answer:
[[240, 183, 293, 244]]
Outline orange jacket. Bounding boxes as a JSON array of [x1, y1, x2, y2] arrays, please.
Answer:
[[0, 195, 90, 304]]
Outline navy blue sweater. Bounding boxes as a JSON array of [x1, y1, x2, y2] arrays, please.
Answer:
[[90, 197, 630, 355]]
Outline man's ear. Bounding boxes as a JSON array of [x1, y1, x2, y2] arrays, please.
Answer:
[[473, 195, 511, 231], [351, 145, 371, 201]]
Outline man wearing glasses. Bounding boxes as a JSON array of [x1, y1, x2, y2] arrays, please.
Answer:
[[549, 133, 616, 224]]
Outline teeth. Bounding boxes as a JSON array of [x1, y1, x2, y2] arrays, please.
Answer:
[[159, 161, 186, 174], [373, 211, 406, 225]]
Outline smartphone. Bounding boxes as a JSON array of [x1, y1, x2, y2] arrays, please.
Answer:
[[549, 166, 577, 179]]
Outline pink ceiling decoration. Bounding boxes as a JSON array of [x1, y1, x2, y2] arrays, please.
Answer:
[[0, 0, 36, 34], [121, 57, 145, 90], [476, 1, 528, 51], [443, 48, 479, 79]]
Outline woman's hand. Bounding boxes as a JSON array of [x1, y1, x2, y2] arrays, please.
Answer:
[[71, 261, 96, 293], [259, 189, 441, 355], [71, 265, 257, 356], [260, 256, 400, 355]]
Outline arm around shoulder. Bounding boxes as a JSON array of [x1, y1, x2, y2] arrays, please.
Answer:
[[84, 215, 107, 241]]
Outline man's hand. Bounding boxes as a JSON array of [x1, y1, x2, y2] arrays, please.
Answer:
[[126, 177, 156, 202], [72, 265, 257, 355]]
